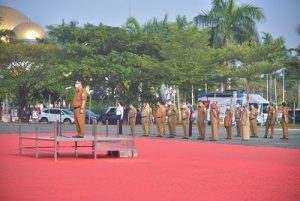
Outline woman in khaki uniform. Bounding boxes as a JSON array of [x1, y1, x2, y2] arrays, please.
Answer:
[[241, 104, 250, 141], [281, 102, 289, 140], [249, 104, 259, 138], [155, 101, 165, 137], [210, 102, 219, 141], [224, 105, 233, 139], [181, 102, 190, 139], [141, 102, 151, 136], [197, 101, 207, 140]]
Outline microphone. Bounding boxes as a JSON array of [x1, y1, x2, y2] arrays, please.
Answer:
[[65, 86, 72, 90]]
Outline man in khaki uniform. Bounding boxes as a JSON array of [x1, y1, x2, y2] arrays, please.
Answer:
[[281, 102, 289, 140], [224, 104, 233, 139], [197, 100, 207, 140], [181, 102, 190, 139], [72, 80, 87, 138], [264, 102, 276, 138], [166, 100, 178, 138], [235, 102, 242, 137], [250, 104, 259, 138], [128, 104, 137, 135], [241, 104, 250, 141], [155, 101, 165, 137], [141, 102, 151, 136], [210, 102, 219, 141]]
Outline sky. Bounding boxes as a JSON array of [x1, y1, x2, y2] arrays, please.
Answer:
[[1, 0, 300, 48]]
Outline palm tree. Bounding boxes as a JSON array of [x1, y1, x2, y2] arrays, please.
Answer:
[[194, 0, 265, 47]]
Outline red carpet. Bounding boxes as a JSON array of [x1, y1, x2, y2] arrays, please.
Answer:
[[0, 134, 300, 201]]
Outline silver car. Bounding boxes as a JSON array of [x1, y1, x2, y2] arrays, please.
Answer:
[[39, 108, 75, 124]]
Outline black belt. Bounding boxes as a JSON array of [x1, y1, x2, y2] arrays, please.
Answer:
[[73, 106, 81, 109]]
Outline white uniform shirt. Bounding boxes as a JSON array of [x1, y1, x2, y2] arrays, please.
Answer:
[[116, 106, 124, 119]]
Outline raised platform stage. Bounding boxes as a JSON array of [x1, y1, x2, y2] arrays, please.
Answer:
[[18, 121, 137, 161]]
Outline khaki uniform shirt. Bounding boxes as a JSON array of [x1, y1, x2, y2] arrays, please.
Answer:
[[281, 107, 289, 124], [266, 106, 276, 123], [181, 107, 190, 120], [224, 108, 233, 127], [72, 88, 87, 108], [129, 107, 137, 119], [198, 106, 207, 123], [210, 107, 219, 124], [250, 108, 259, 120], [166, 105, 178, 117]]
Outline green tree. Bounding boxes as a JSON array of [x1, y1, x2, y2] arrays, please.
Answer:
[[194, 0, 265, 47]]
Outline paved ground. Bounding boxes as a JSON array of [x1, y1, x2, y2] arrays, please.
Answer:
[[0, 122, 299, 149]]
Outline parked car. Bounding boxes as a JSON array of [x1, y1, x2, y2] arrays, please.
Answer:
[[288, 110, 300, 123], [39, 108, 75, 124], [99, 107, 142, 125], [70, 108, 100, 124]]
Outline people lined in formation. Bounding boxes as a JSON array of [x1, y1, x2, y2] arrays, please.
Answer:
[[122, 100, 289, 141]]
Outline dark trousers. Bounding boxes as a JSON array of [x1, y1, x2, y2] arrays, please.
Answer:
[[189, 120, 193, 137], [117, 115, 123, 134]]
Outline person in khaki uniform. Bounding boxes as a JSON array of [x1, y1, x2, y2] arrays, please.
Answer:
[[280, 102, 289, 140], [128, 104, 137, 135], [72, 80, 87, 138], [241, 104, 250, 141], [141, 102, 151, 136], [249, 104, 259, 138], [210, 102, 219, 141], [155, 101, 165, 137], [181, 102, 190, 139], [197, 100, 207, 140], [224, 104, 233, 139], [161, 104, 167, 136], [235, 102, 242, 137], [264, 102, 276, 138], [166, 100, 178, 138]]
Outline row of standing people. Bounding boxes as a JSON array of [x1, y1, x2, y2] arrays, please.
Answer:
[[127, 100, 289, 140]]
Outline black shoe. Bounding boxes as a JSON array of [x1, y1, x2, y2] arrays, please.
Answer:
[[182, 137, 189, 139], [73, 136, 84, 138], [269, 136, 274, 139], [156, 135, 163, 137], [263, 136, 267, 138], [169, 135, 175, 138], [210, 139, 217, 141], [197, 137, 204, 140], [254, 136, 259, 138]]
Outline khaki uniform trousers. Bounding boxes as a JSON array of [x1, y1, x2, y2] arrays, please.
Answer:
[[168, 115, 177, 136], [250, 119, 258, 137], [198, 122, 206, 138], [282, 123, 288, 139], [182, 119, 189, 138], [225, 126, 232, 139], [156, 118, 164, 136], [265, 121, 275, 137], [74, 108, 85, 136], [129, 117, 136, 135], [242, 124, 250, 140], [142, 117, 150, 135], [236, 119, 241, 137], [211, 123, 219, 140]]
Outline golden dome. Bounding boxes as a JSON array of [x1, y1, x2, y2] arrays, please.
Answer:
[[0, 6, 30, 30], [13, 22, 46, 40]]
